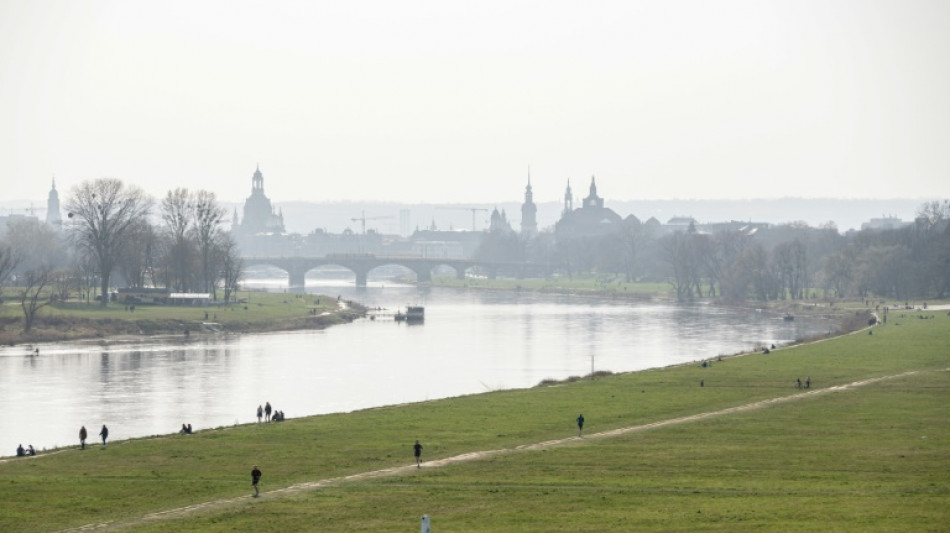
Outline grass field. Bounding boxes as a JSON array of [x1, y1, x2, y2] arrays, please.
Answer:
[[0, 291, 361, 344], [1, 307, 947, 531]]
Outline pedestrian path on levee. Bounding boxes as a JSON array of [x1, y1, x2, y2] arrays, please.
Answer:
[[63, 370, 925, 532]]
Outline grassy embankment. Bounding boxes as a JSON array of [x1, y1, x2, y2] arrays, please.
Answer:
[[1, 307, 947, 532], [431, 274, 672, 299], [0, 291, 364, 345]]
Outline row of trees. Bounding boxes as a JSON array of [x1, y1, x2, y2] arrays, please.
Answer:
[[476, 200, 950, 302], [0, 178, 246, 330]]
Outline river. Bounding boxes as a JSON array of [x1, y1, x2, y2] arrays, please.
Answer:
[[0, 278, 835, 455]]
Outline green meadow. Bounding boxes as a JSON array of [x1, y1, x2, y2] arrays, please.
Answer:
[[1, 307, 947, 532], [0, 291, 360, 344]]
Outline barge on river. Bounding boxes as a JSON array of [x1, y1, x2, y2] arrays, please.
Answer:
[[395, 306, 425, 323]]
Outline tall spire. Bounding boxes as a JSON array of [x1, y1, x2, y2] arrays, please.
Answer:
[[46, 175, 62, 228], [564, 179, 573, 214], [521, 167, 538, 238]]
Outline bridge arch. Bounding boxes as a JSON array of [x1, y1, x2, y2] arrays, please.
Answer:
[[242, 255, 497, 288]]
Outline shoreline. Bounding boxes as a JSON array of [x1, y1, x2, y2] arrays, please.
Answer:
[[0, 295, 367, 347]]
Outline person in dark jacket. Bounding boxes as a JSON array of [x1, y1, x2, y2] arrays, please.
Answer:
[[251, 465, 262, 497], [413, 440, 423, 468]]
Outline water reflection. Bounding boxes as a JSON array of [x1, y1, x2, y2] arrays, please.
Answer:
[[0, 284, 833, 455]]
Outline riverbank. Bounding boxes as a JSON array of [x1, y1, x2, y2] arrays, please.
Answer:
[[1, 306, 946, 532], [0, 291, 366, 346], [430, 274, 673, 300], [430, 274, 943, 328]]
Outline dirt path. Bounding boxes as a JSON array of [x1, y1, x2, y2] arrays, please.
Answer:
[[60, 369, 928, 532]]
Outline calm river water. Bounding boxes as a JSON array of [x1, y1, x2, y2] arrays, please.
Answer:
[[0, 278, 835, 455]]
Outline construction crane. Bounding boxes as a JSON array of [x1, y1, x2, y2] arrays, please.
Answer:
[[351, 211, 394, 235], [435, 206, 489, 231]]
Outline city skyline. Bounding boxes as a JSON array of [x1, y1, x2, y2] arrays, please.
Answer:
[[2, 1, 948, 205]]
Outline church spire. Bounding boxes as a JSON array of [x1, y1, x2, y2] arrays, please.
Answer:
[[563, 179, 573, 214], [46, 175, 62, 228]]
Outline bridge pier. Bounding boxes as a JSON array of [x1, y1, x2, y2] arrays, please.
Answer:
[[354, 271, 368, 287], [415, 269, 431, 283], [287, 264, 307, 290]]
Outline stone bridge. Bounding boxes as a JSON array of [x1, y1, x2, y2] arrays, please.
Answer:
[[243, 254, 491, 288]]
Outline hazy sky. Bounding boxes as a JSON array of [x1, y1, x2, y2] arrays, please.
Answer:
[[2, 0, 948, 206]]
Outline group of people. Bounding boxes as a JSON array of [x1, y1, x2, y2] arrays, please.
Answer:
[[179, 423, 194, 434], [15, 444, 36, 457], [796, 377, 812, 389], [256, 402, 286, 423], [78, 424, 109, 449]]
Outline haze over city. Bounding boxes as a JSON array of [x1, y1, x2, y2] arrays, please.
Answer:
[[2, 0, 948, 207]]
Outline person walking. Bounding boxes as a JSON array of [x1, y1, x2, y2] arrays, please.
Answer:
[[264, 402, 272, 422], [576, 414, 585, 436], [805, 376, 811, 389], [251, 465, 262, 497], [99, 424, 109, 448], [79, 426, 88, 450], [413, 440, 423, 468], [256, 405, 263, 424]]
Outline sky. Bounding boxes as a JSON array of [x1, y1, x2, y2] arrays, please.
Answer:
[[1, 0, 948, 207]]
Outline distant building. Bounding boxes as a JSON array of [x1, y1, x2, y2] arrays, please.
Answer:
[[555, 176, 622, 239], [489, 207, 513, 233], [562, 179, 574, 216], [408, 229, 484, 258], [861, 216, 908, 231], [520, 176, 537, 237], [45, 178, 62, 230], [236, 165, 285, 236]]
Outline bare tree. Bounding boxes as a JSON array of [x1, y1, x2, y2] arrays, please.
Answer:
[[51, 269, 81, 302], [0, 244, 20, 301], [192, 190, 227, 294], [19, 267, 54, 333], [161, 188, 194, 291], [915, 200, 950, 228], [118, 219, 157, 289], [2, 217, 67, 273], [218, 233, 244, 303], [607, 218, 645, 282], [661, 230, 703, 301], [821, 248, 854, 298], [66, 178, 153, 304]]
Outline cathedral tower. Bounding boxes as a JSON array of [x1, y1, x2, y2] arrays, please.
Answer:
[[563, 179, 573, 215], [520, 172, 537, 237], [238, 165, 285, 236], [45, 178, 62, 229]]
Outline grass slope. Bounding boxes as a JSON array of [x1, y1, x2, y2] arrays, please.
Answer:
[[1, 310, 947, 532]]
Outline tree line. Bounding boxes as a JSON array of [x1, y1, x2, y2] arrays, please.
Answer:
[[475, 200, 950, 302], [0, 178, 244, 331]]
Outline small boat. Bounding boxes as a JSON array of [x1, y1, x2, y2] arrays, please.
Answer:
[[395, 306, 425, 323], [783, 314, 794, 321]]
